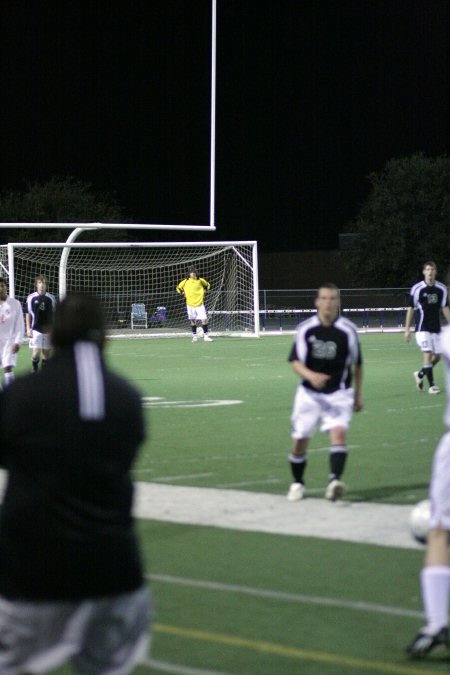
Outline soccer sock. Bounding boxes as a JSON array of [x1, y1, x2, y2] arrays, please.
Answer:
[[422, 364, 434, 386], [41, 358, 48, 367], [191, 325, 197, 335], [203, 324, 209, 334], [329, 445, 348, 482], [32, 357, 39, 372], [288, 453, 307, 484], [4, 372, 15, 386], [421, 566, 450, 634]]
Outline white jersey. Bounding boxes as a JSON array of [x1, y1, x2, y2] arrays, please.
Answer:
[[442, 325, 450, 429], [0, 297, 25, 344]]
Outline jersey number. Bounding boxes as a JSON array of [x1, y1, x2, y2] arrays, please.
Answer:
[[310, 339, 337, 360]]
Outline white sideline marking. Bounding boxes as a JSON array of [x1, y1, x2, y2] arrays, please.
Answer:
[[132, 444, 361, 470], [216, 478, 282, 488], [153, 473, 214, 482], [147, 573, 423, 620], [133, 482, 423, 550], [144, 657, 233, 675], [387, 404, 441, 413], [0, 471, 421, 550], [142, 396, 243, 408]]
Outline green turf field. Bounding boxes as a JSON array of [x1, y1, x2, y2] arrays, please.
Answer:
[[107, 332, 444, 505], [13, 333, 449, 673]]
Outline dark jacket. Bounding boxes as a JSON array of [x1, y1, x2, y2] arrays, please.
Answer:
[[0, 343, 146, 601]]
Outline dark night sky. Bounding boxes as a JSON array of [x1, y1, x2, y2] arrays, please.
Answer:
[[0, 0, 449, 253]]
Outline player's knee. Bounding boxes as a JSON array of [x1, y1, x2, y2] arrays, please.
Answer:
[[425, 528, 450, 566], [330, 428, 347, 445], [292, 439, 308, 456]]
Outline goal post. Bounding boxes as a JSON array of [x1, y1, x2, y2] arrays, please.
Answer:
[[0, 241, 260, 337]]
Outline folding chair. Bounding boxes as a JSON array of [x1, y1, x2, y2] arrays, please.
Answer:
[[130, 303, 148, 329]]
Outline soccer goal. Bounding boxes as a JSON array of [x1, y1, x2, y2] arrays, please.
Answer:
[[0, 241, 260, 337]]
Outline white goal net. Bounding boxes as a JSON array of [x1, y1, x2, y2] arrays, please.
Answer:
[[0, 241, 259, 337]]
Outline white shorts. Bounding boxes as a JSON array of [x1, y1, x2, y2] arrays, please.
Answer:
[[429, 431, 450, 531], [187, 304, 207, 322], [29, 330, 52, 350], [291, 386, 355, 439], [0, 585, 151, 675], [415, 331, 441, 354], [0, 340, 17, 369]]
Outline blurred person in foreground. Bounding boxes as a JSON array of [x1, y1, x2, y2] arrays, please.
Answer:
[[406, 270, 450, 659], [0, 293, 151, 674]]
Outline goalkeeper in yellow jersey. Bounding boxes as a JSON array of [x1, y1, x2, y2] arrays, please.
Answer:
[[176, 268, 213, 342]]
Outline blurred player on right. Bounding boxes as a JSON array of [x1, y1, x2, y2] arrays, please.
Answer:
[[406, 270, 450, 658]]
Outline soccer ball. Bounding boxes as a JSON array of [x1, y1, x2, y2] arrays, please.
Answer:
[[409, 499, 431, 544]]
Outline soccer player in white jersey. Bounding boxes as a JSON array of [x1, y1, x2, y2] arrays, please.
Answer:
[[404, 261, 450, 394], [406, 272, 450, 658], [287, 283, 363, 502], [26, 274, 57, 371], [176, 267, 213, 342], [0, 277, 25, 387]]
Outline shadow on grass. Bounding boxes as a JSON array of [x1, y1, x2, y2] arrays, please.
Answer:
[[347, 482, 430, 503]]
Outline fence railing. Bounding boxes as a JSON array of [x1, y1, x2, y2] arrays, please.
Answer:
[[258, 288, 410, 332]]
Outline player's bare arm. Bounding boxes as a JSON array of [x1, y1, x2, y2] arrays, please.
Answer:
[[442, 305, 450, 325], [404, 307, 414, 342], [291, 359, 330, 390], [353, 364, 363, 412]]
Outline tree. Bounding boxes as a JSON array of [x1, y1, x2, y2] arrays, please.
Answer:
[[0, 176, 129, 243], [343, 154, 450, 286]]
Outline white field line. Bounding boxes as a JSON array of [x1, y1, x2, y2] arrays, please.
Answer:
[[144, 657, 233, 675], [132, 444, 361, 471], [216, 478, 283, 488], [152, 473, 214, 482], [147, 573, 423, 620]]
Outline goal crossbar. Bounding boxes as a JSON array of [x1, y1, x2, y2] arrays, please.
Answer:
[[0, 223, 216, 230]]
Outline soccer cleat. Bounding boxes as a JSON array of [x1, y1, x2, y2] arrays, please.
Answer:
[[204, 335, 213, 342], [287, 482, 304, 501], [406, 626, 449, 658], [428, 385, 440, 395], [413, 371, 424, 391], [325, 479, 345, 501], [192, 335, 198, 342]]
